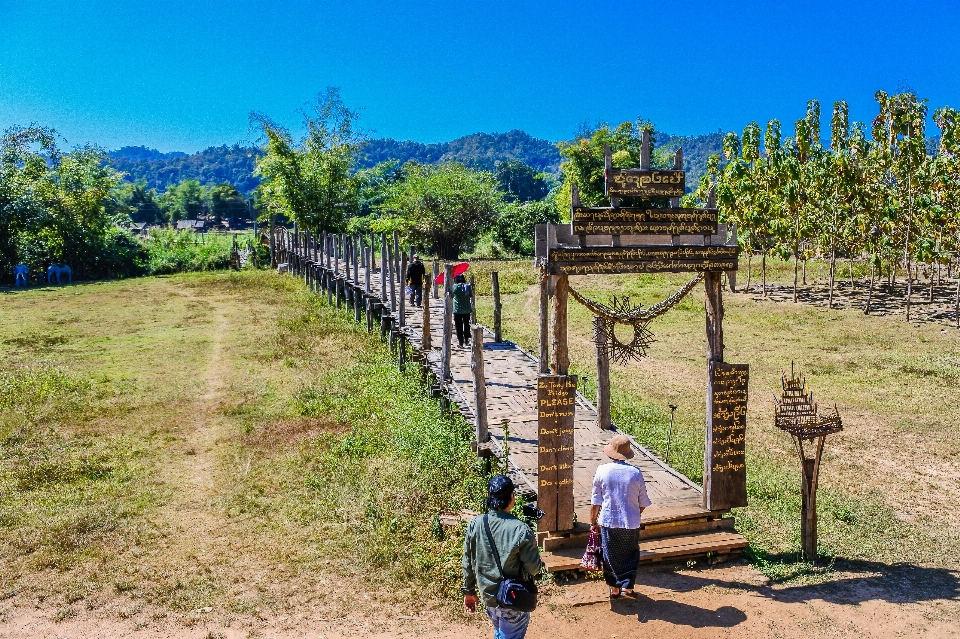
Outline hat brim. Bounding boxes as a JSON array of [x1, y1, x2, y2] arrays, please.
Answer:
[[603, 442, 635, 461]]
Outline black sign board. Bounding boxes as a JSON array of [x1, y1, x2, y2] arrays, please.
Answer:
[[572, 206, 718, 236], [704, 362, 749, 510], [546, 245, 738, 275], [537, 375, 577, 532], [605, 168, 686, 198]]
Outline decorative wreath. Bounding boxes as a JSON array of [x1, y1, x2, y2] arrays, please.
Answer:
[[592, 298, 656, 365]]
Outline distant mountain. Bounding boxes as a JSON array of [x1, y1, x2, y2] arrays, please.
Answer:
[[106, 130, 727, 197], [358, 130, 562, 173], [654, 131, 725, 192], [107, 145, 263, 196]]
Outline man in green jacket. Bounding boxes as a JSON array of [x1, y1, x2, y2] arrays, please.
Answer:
[[462, 475, 543, 639]]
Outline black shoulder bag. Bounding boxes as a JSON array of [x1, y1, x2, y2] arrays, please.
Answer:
[[482, 514, 538, 612]]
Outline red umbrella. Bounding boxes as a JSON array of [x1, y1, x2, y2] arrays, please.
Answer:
[[434, 262, 470, 285]]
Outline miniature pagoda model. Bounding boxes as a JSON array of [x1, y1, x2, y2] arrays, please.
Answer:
[[774, 365, 843, 561]]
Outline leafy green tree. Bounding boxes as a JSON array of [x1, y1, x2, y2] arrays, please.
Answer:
[[206, 183, 247, 221], [555, 120, 656, 218], [493, 200, 560, 254], [495, 160, 550, 202], [160, 179, 205, 222], [379, 162, 502, 259], [114, 181, 163, 223], [0, 125, 146, 281], [252, 88, 361, 233]]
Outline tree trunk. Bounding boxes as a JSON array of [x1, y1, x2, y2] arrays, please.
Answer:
[[762, 251, 767, 297], [746, 251, 753, 293], [793, 250, 800, 303], [802, 258, 807, 286], [865, 260, 875, 314], [828, 241, 837, 309]]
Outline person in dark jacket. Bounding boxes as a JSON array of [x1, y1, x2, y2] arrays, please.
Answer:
[[406, 254, 426, 307], [462, 475, 543, 639], [452, 273, 472, 348]]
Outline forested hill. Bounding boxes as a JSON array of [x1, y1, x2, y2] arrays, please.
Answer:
[[108, 145, 263, 196], [106, 130, 727, 195], [356, 130, 562, 173]]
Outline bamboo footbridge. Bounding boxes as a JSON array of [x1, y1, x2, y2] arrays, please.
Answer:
[[273, 227, 747, 570]]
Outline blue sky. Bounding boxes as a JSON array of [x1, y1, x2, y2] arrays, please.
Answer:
[[1, 0, 958, 152]]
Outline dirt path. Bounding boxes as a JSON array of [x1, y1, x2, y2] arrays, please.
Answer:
[[4, 560, 958, 638]]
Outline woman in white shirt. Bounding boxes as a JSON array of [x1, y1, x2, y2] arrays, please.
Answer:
[[590, 434, 652, 597]]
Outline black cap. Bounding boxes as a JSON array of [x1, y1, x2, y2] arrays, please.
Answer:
[[488, 474, 514, 498]]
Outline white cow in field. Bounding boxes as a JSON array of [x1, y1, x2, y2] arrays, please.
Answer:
[[14, 264, 29, 287], [277, 263, 290, 274], [47, 263, 72, 285]]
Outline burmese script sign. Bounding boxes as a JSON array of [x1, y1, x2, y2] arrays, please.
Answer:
[[704, 362, 749, 510], [571, 206, 718, 236], [545, 245, 739, 276], [605, 168, 686, 198], [537, 374, 577, 532]]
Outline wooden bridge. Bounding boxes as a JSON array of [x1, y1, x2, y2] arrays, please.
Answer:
[[273, 227, 747, 570]]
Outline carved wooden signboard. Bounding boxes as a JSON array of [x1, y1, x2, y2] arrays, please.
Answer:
[[605, 168, 686, 198], [545, 245, 738, 275], [572, 206, 718, 236], [704, 362, 749, 510], [537, 375, 577, 532]]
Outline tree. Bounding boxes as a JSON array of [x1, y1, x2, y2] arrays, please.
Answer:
[[114, 181, 163, 224], [495, 160, 549, 202], [555, 120, 657, 218], [206, 183, 247, 222], [493, 200, 560, 254], [252, 88, 361, 233], [380, 162, 502, 259], [0, 125, 145, 281], [160, 179, 205, 222]]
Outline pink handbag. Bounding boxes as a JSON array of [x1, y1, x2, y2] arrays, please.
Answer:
[[580, 529, 602, 571]]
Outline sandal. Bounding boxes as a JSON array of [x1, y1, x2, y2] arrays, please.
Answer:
[[621, 589, 637, 597], [609, 588, 621, 598]]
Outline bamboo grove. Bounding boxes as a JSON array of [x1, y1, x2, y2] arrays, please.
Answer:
[[683, 91, 960, 320]]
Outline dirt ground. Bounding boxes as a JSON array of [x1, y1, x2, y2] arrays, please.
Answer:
[[3, 559, 958, 638]]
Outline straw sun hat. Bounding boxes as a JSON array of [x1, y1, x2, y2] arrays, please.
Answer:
[[603, 434, 635, 461]]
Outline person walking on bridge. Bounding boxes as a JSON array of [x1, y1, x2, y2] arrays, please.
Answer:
[[590, 434, 651, 597], [406, 254, 426, 307], [452, 273, 472, 348], [462, 475, 543, 639]]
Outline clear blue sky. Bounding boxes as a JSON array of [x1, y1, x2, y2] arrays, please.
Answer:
[[1, 0, 958, 152]]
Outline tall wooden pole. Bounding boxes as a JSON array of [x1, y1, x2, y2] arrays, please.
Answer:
[[399, 253, 408, 328], [388, 242, 397, 314], [539, 273, 550, 373], [550, 275, 570, 375], [380, 233, 388, 305], [471, 324, 489, 446], [705, 272, 724, 363], [595, 317, 612, 429], [440, 263, 454, 381], [491, 271, 502, 343], [421, 274, 432, 351]]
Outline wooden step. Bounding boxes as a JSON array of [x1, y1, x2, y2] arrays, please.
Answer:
[[540, 530, 748, 572], [542, 516, 736, 551]]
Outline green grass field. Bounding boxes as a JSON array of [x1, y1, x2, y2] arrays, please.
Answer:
[[468, 256, 960, 580], [2, 258, 958, 630]]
